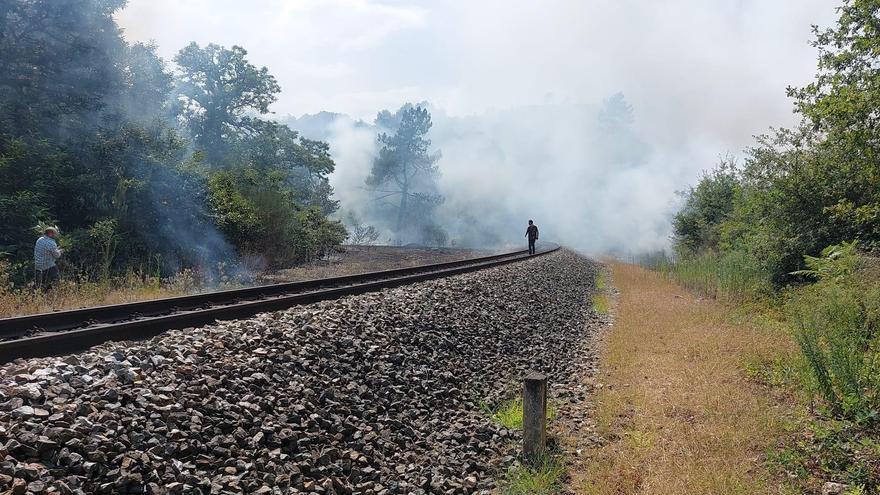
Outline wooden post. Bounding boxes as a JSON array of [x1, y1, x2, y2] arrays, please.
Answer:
[[523, 372, 547, 461]]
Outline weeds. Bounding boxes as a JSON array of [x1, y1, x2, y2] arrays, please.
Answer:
[[649, 243, 880, 490], [483, 394, 564, 494], [592, 269, 611, 314], [787, 244, 880, 420], [592, 294, 611, 314], [486, 398, 558, 430], [501, 453, 566, 495], [491, 399, 525, 430], [646, 250, 773, 303]]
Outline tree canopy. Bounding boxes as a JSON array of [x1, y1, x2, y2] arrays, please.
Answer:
[[673, 0, 880, 284], [0, 0, 346, 285], [366, 105, 445, 245], [174, 43, 281, 162]]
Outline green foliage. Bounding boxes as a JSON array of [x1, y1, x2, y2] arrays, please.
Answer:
[[769, 417, 879, 491], [653, 250, 773, 303], [672, 159, 740, 253], [486, 398, 558, 431], [0, 2, 345, 285], [788, 0, 880, 251], [592, 271, 612, 314], [490, 399, 525, 430], [665, 4, 880, 489], [174, 42, 281, 161], [208, 170, 346, 267], [0, 0, 128, 138], [792, 241, 861, 281], [592, 294, 611, 314], [501, 454, 566, 495], [672, 0, 880, 283], [788, 244, 880, 420]]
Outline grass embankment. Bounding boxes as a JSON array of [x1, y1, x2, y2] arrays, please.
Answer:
[[576, 262, 800, 494]]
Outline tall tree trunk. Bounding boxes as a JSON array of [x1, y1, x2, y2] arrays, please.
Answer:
[[396, 181, 408, 234], [396, 160, 408, 234]]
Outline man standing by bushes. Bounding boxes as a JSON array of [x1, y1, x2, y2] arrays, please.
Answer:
[[34, 226, 62, 291]]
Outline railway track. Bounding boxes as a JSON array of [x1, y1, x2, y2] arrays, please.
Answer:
[[0, 245, 559, 364]]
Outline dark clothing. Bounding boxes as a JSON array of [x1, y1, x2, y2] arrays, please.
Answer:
[[526, 225, 539, 240], [35, 265, 59, 292], [525, 224, 539, 254]]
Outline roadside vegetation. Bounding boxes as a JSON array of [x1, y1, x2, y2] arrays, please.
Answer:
[[591, 271, 612, 314], [577, 262, 799, 494], [645, 2, 880, 492], [484, 397, 564, 494], [487, 398, 559, 431], [503, 453, 566, 495], [0, 1, 347, 292]]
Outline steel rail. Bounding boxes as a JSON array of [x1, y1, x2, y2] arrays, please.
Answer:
[[0, 245, 559, 363]]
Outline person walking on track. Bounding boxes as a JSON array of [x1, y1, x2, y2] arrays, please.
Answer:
[[525, 220, 539, 255]]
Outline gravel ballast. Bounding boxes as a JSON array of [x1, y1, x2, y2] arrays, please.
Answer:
[[0, 249, 601, 494]]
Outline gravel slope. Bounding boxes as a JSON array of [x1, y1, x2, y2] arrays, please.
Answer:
[[0, 249, 601, 495]]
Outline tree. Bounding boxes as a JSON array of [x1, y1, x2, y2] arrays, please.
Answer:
[[598, 92, 634, 129], [672, 158, 740, 254], [596, 92, 648, 168], [0, 2, 346, 284], [207, 165, 346, 267], [231, 120, 339, 215], [174, 43, 280, 162], [0, 0, 127, 140], [787, 0, 880, 251], [366, 105, 443, 239], [671, 2, 880, 284], [119, 42, 174, 121]]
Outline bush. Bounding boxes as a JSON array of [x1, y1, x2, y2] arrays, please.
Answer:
[[788, 243, 880, 420], [208, 170, 347, 267]]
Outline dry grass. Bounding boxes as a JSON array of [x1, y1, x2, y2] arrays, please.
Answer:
[[574, 262, 802, 495], [0, 280, 189, 318], [0, 246, 486, 318]]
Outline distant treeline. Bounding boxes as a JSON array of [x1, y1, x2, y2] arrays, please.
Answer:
[[672, 1, 879, 286], [0, 0, 347, 285]]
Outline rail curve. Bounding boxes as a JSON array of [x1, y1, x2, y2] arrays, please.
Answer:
[[0, 244, 559, 363]]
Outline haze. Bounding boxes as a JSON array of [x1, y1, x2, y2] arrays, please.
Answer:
[[117, 1, 838, 254]]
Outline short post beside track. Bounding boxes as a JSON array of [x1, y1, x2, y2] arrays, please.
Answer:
[[523, 371, 548, 461]]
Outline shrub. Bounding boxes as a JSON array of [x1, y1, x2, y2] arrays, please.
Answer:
[[788, 243, 880, 420]]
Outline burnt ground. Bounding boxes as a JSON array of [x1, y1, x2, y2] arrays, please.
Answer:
[[270, 246, 498, 282]]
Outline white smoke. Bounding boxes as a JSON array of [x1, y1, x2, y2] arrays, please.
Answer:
[[290, 97, 688, 254], [118, 0, 840, 255]]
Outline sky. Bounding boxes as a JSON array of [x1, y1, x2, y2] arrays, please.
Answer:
[[116, 1, 840, 253]]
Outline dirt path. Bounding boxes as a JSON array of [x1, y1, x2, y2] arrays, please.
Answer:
[[568, 262, 798, 494]]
